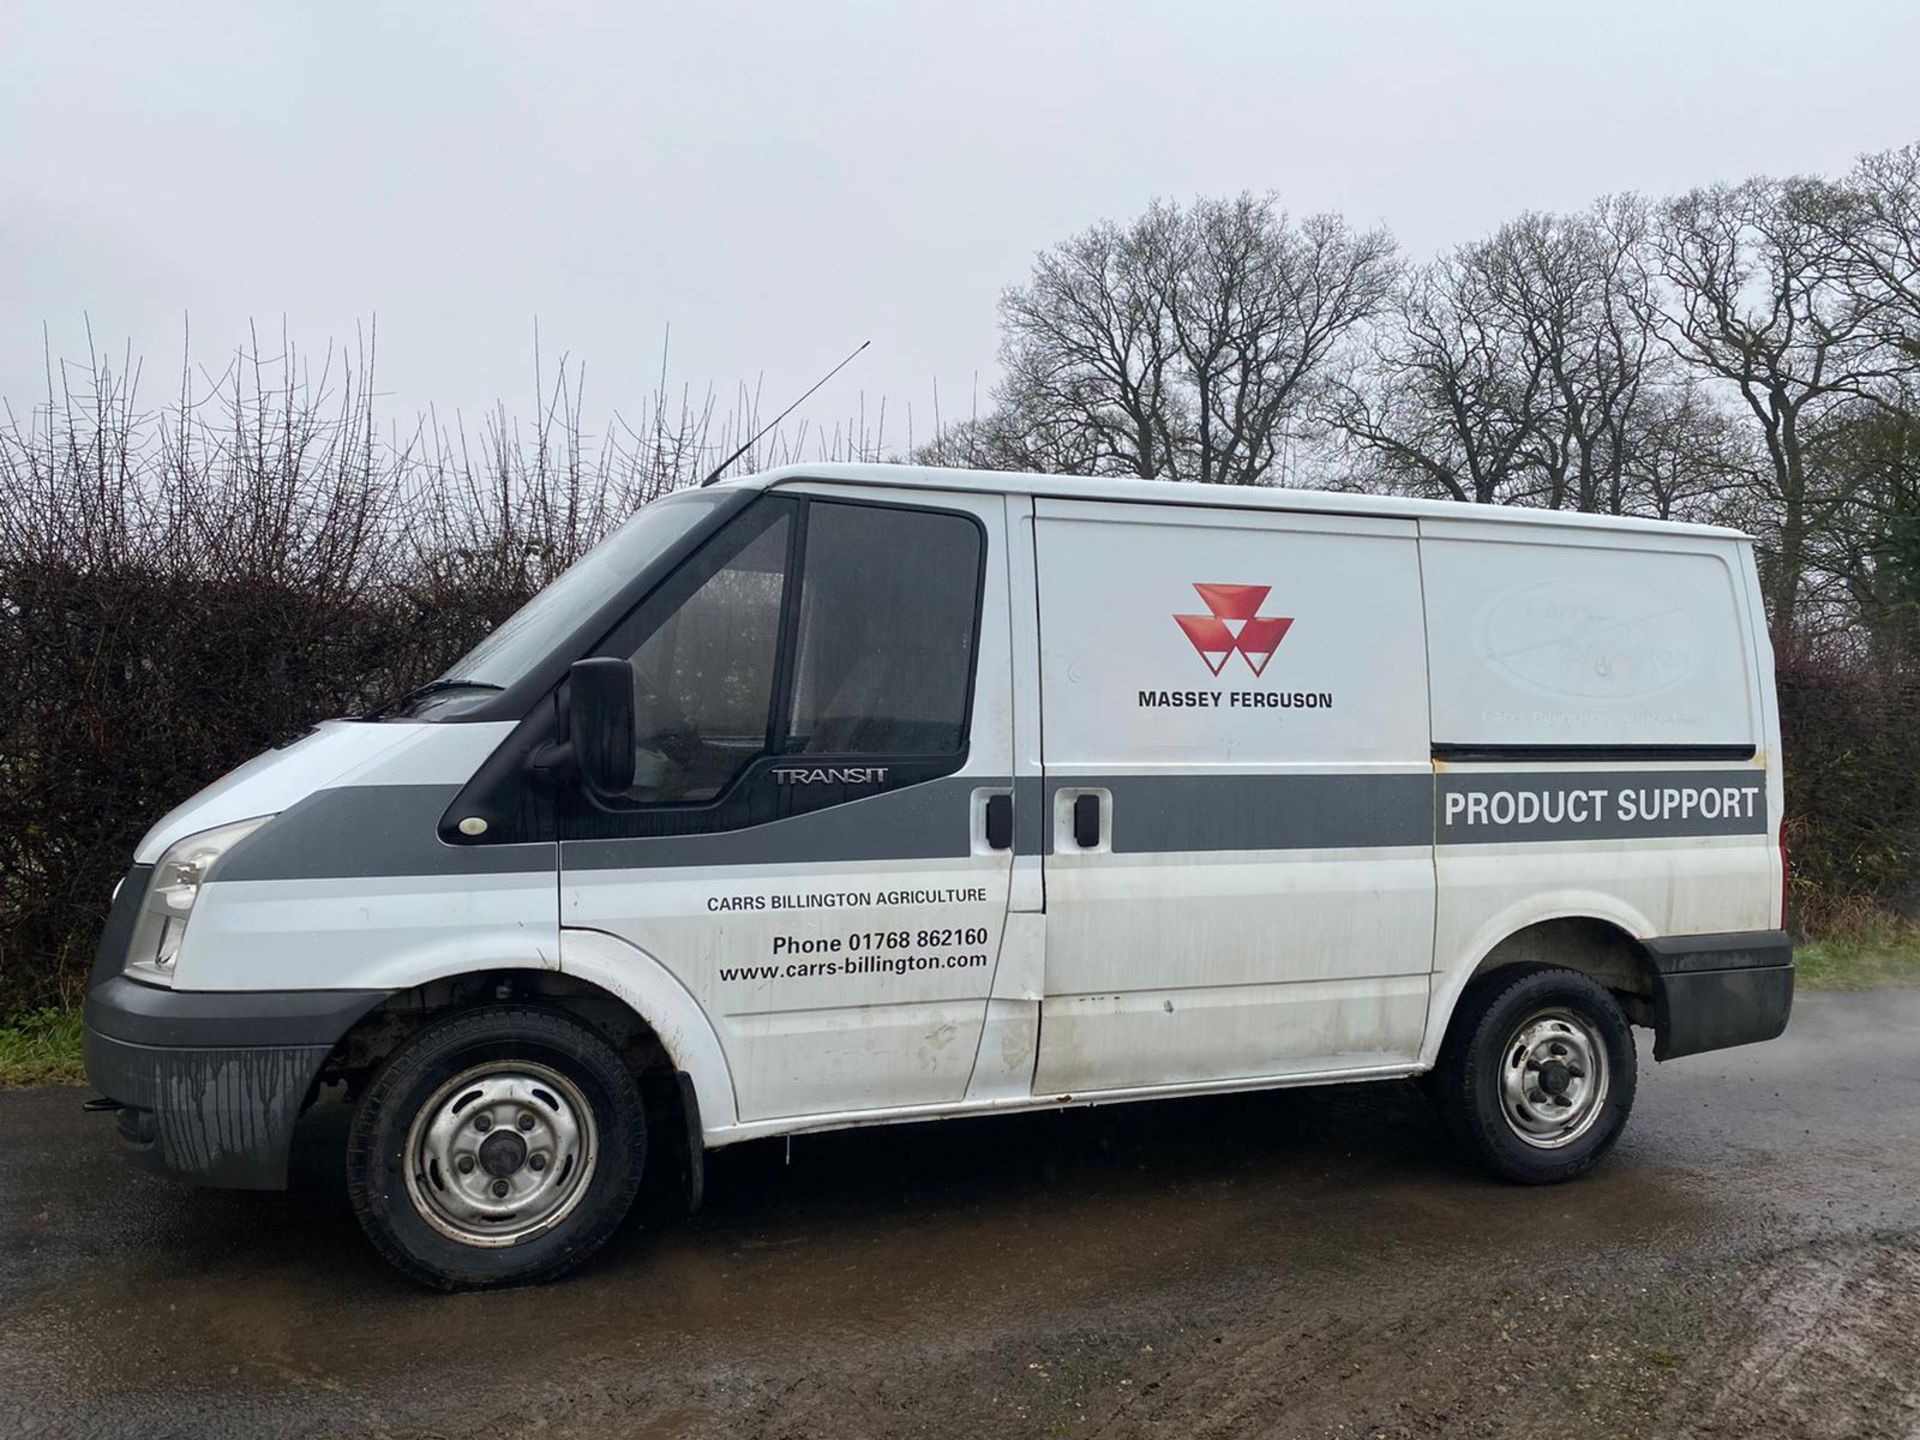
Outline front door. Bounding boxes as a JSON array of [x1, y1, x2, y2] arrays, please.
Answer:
[[1030, 499, 1436, 1095], [559, 485, 1018, 1123]]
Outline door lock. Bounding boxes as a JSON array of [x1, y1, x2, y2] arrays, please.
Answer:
[[1072, 792, 1103, 849], [985, 792, 1013, 850]]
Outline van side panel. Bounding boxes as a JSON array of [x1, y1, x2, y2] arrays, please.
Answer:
[[560, 484, 1020, 1124], [1031, 500, 1436, 1094], [1418, 520, 1779, 1063]]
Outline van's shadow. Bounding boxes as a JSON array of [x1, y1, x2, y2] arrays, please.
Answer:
[[280, 1077, 1468, 1281]]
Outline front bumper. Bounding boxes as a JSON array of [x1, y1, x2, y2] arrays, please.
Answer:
[[1644, 929, 1795, 1061], [84, 974, 392, 1190]]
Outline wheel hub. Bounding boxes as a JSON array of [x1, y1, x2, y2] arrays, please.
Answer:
[[1498, 1008, 1610, 1150], [402, 1061, 599, 1247], [478, 1130, 528, 1177]]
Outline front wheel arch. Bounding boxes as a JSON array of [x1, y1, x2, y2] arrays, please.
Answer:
[[323, 969, 678, 1095], [317, 968, 705, 1215]]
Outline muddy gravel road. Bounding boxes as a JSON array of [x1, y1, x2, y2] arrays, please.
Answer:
[[3, 987, 1918, 1440]]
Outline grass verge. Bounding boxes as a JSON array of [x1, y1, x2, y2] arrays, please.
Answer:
[[1795, 925, 1920, 991], [0, 1007, 86, 1087]]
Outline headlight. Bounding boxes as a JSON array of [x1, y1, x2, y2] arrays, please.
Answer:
[[124, 816, 274, 986]]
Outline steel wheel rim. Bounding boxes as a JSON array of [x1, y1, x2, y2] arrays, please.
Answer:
[[402, 1060, 599, 1247], [1498, 1007, 1610, 1150]]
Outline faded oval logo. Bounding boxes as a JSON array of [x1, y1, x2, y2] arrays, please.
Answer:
[[1475, 580, 1701, 702]]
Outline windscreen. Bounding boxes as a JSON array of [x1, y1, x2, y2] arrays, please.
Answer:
[[433, 491, 725, 693]]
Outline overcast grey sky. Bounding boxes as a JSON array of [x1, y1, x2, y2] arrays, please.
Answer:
[[4, 1, 1917, 453]]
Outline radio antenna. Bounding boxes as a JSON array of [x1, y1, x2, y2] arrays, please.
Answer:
[[700, 338, 872, 486]]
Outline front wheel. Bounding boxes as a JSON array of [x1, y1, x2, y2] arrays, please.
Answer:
[[347, 1006, 647, 1289], [1431, 966, 1638, 1185]]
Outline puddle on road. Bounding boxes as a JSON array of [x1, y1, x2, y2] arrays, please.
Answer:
[[4, 1078, 1723, 1407]]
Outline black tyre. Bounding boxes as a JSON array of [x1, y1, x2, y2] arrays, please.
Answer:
[[1431, 966, 1637, 1185], [347, 1006, 646, 1290]]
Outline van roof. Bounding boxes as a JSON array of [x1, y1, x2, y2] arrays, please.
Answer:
[[718, 462, 1748, 541]]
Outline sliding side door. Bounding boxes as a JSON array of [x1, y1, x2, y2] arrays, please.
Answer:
[[1031, 499, 1436, 1095]]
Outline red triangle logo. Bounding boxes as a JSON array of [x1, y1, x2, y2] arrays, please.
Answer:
[[1191, 583, 1271, 621], [1234, 616, 1293, 676], [1174, 613, 1236, 675], [1174, 584, 1293, 677]]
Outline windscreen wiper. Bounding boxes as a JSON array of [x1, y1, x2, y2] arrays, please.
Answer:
[[360, 678, 504, 721]]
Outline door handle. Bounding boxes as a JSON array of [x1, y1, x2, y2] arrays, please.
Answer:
[[1072, 793, 1102, 849], [985, 792, 1013, 850]]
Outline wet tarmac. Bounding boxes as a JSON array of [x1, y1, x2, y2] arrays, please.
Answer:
[[3, 987, 1917, 1439]]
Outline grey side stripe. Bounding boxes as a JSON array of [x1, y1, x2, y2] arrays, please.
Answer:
[[563, 776, 990, 871], [1014, 774, 1046, 856], [1048, 774, 1434, 855], [213, 766, 1770, 882], [1050, 769, 1765, 853], [216, 785, 551, 882]]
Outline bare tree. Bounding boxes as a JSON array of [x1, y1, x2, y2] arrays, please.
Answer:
[[1495, 199, 1665, 513], [910, 405, 1093, 473], [1618, 378, 1751, 521], [1166, 199, 1398, 484], [1828, 144, 1920, 358], [1329, 241, 1549, 504], [993, 204, 1183, 478], [1333, 198, 1712, 517], [993, 194, 1396, 485], [1806, 400, 1920, 659], [1654, 176, 1914, 634]]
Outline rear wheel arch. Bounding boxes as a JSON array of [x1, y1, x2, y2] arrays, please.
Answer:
[[1462, 916, 1658, 1028], [1422, 914, 1658, 1069]]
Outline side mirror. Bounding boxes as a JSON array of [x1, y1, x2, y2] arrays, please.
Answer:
[[568, 657, 636, 796]]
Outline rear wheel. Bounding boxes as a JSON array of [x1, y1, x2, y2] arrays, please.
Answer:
[[347, 1006, 646, 1289], [1432, 966, 1637, 1184]]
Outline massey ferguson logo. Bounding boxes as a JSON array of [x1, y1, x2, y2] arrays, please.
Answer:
[[1140, 582, 1332, 711], [1174, 584, 1294, 676]]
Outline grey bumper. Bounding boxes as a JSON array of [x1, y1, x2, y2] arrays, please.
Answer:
[[1644, 929, 1795, 1062], [84, 975, 392, 1190]]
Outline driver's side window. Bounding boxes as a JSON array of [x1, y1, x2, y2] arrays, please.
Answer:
[[622, 508, 790, 802], [601, 492, 982, 815]]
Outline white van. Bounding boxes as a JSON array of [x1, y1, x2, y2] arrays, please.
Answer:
[[83, 464, 1792, 1288]]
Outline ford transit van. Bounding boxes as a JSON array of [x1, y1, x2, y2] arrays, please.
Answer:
[[83, 464, 1793, 1288]]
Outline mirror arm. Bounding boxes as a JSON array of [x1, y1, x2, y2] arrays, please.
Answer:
[[526, 738, 578, 787]]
